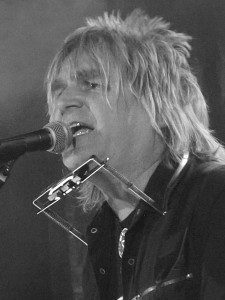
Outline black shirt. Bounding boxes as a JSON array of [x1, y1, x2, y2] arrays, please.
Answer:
[[109, 209, 138, 300], [84, 156, 225, 300]]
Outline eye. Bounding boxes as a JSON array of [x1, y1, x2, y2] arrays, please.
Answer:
[[90, 82, 100, 89], [82, 80, 100, 90], [53, 89, 64, 98]]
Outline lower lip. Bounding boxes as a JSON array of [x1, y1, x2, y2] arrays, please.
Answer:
[[73, 129, 92, 137], [72, 129, 93, 146]]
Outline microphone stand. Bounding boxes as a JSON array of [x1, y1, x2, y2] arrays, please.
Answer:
[[0, 160, 16, 189]]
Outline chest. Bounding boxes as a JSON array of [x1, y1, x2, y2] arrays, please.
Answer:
[[87, 205, 201, 300]]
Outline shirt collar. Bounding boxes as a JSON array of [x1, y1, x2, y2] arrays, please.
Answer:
[[142, 161, 178, 213], [142, 153, 190, 213]]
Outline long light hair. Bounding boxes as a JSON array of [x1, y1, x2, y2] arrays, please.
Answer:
[[46, 9, 225, 211]]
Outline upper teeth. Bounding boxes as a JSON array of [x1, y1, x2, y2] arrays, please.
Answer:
[[71, 122, 81, 128]]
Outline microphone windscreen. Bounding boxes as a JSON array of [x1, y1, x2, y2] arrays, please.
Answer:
[[44, 122, 72, 154]]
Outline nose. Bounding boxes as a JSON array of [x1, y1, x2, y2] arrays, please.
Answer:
[[50, 88, 83, 123]]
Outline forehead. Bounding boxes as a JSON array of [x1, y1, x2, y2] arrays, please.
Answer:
[[50, 52, 122, 99], [59, 54, 102, 80], [49, 54, 106, 96]]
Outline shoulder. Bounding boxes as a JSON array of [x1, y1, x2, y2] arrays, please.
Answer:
[[187, 156, 225, 198], [178, 157, 225, 229], [188, 157, 225, 240]]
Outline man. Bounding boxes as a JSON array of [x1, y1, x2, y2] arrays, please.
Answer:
[[46, 9, 225, 300]]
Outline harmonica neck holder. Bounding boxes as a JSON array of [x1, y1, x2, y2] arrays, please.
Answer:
[[33, 155, 164, 245]]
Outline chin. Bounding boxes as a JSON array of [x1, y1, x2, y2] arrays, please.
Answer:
[[62, 154, 85, 171], [62, 150, 97, 171], [62, 142, 110, 171]]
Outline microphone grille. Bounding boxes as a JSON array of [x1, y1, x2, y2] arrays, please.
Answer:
[[44, 122, 72, 154]]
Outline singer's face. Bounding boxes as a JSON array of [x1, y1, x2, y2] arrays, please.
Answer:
[[49, 54, 160, 179]]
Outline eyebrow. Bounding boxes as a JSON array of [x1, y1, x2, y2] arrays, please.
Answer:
[[76, 68, 101, 80], [50, 68, 103, 93]]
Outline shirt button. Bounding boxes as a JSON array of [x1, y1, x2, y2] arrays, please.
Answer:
[[128, 258, 135, 265], [99, 268, 106, 274], [90, 228, 98, 233], [136, 209, 141, 215]]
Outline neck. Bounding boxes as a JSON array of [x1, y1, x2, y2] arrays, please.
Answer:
[[90, 159, 160, 221]]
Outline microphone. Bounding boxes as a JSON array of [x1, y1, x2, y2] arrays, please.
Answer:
[[0, 122, 73, 162]]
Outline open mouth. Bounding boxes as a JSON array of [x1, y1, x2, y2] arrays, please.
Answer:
[[70, 122, 93, 138]]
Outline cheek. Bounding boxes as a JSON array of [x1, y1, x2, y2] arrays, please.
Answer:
[[93, 93, 133, 141], [48, 104, 61, 123]]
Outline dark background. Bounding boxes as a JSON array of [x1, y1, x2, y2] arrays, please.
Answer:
[[0, 0, 224, 299]]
